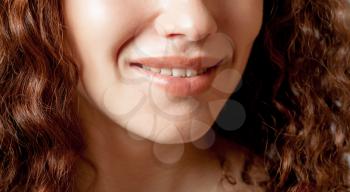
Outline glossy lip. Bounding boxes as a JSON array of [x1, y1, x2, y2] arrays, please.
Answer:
[[129, 57, 225, 97]]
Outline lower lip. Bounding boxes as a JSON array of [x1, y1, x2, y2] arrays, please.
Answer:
[[130, 64, 219, 97]]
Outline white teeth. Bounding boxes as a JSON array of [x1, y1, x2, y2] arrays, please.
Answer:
[[141, 65, 209, 77], [186, 69, 198, 77], [160, 68, 172, 76], [172, 68, 186, 77], [150, 67, 161, 73]]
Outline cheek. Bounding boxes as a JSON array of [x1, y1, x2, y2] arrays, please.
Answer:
[[217, 0, 263, 73], [64, 0, 147, 64], [64, 0, 115, 47], [223, 0, 263, 44], [64, 0, 149, 102]]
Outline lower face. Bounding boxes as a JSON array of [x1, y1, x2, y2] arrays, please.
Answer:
[[64, 0, 263, 144]]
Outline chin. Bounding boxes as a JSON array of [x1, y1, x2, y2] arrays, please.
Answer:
[[126, 116, 213, 145]]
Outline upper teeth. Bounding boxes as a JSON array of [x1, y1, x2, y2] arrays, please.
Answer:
[[142, 66, 208, 77], [142, 65, 207, 77]]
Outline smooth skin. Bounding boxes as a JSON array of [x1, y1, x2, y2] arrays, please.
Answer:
[[64, 0, 264, 191]]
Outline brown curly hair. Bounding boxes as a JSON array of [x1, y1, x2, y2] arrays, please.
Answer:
[[0, 0, 83, 191], [0, 0, 349, 191], [264, 0, 350, 191]]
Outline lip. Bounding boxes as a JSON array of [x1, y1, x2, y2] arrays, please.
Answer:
[[128, 56, 225, 97]]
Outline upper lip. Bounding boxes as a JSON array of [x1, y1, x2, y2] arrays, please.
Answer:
[[129, 56, 223, 70]]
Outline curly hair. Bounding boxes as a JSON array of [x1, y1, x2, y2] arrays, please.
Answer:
[[264, 0, 350, 191], [0, 0, 349, 191], [228, 0, 350, 191], [0, 0, 83, 191]]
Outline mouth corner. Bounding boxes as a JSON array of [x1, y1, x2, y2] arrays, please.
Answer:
[[129, 62, 143, 68]]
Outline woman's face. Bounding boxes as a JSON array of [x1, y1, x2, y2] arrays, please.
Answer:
[[64, 0, 263, 144]]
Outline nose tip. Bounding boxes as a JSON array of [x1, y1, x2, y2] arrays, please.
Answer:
[[154, 1, 218, 42]]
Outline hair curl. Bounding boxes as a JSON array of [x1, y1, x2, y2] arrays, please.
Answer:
[[0, 0, 349, 191], [0, 0, 83, 191], [227, 0, 350, 191]]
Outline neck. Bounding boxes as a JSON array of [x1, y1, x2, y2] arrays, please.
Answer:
[[75, 96, 223, 192]]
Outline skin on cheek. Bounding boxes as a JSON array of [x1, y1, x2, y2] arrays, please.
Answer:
[[103, 83, 146, 116]]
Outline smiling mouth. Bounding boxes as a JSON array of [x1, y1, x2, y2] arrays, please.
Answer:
[[130, 62, 218, 78], [127, 56, 225, 97]]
